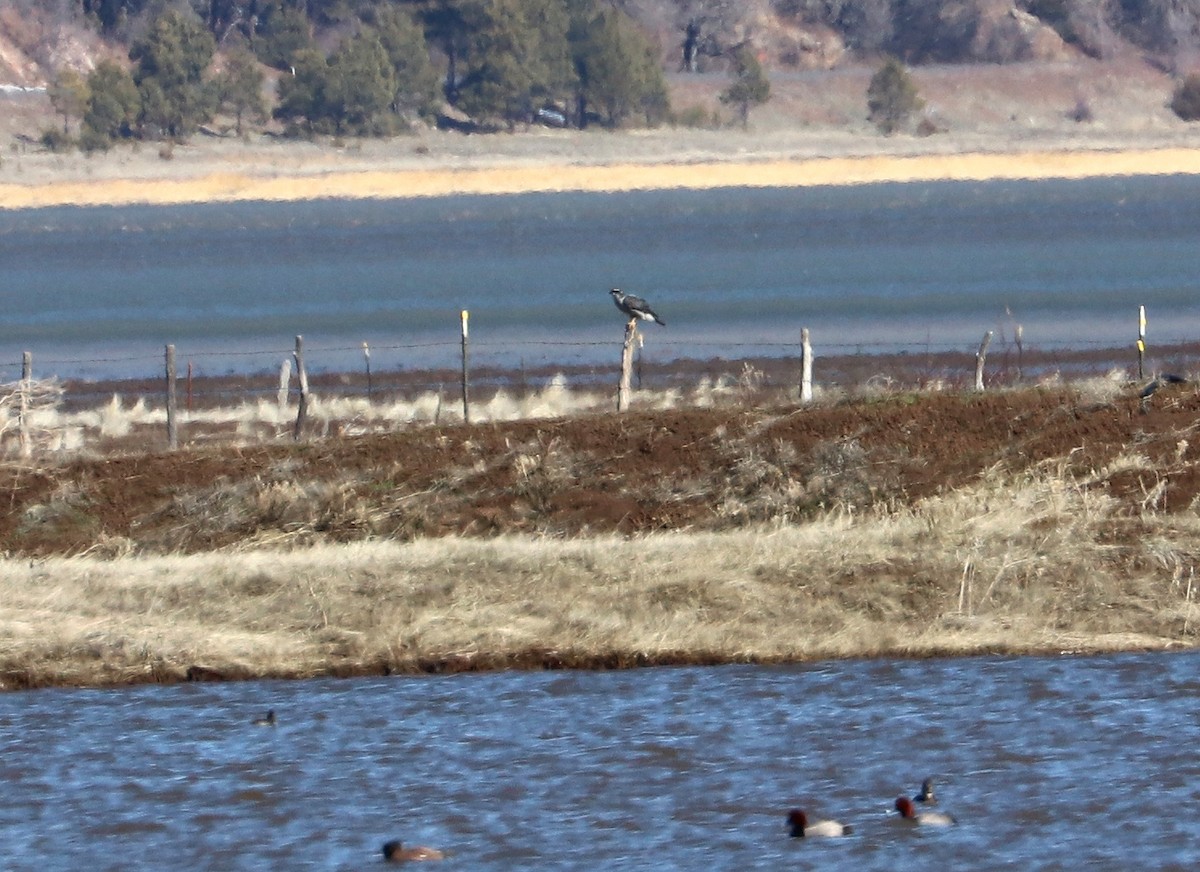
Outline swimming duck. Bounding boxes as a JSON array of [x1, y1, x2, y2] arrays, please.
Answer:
[[251, 710, 276, 727], [382, 840, 444, 862], [787, 809, 853, 838], [895, 796, 955, 825], [913, 777, 936, 804]]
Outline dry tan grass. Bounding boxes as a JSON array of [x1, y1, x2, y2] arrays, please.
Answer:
[[3, 373, 728, 459], [6, 143, 1200, 209], [2, 457, 1194, 690]]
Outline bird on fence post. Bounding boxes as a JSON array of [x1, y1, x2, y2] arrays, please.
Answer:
[[610, 288, 666, 327]]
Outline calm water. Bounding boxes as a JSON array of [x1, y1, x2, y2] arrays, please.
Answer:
[[3, 652, 1199, 870], [4, 175, 1200, 381]]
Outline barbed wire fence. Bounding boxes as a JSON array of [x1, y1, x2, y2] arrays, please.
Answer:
[[3, 314, 1199, 454]]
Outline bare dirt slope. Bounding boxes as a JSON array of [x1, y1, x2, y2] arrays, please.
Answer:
[[5, 382, 1197, 558]]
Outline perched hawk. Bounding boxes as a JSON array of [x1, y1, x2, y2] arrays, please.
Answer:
[[610, 288, 665, 326]]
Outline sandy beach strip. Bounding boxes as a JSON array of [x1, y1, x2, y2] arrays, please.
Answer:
[[3, 145, 1200, 209]]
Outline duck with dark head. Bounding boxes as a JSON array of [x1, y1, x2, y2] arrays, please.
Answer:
[[913, 777, 936, 804], [382, 840, 444, 862]]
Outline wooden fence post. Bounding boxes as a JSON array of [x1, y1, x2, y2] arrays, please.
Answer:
[[617, 319, 637, 412], [277, 358, 292, 412], [800, 328, 813, 404], [292, 335, 309, 441], [1014, 324, 1024, 382], [975, 330, 993, 392], [1137, 305, 1146, 381], [18, 351, 31, 460], [635, 333, 644, 390], [165, 344, 178, 450], [363, 341, 373, 399], [460, 310, 471, 424]]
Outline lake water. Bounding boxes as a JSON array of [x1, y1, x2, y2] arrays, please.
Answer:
[[4, 175, 1200, 382], [3, 651, 1198, 870]]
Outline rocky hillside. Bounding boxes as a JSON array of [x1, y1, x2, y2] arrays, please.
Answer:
[[0, 0, 1188, 90], [0, 3, 110, 88], [0, 0, 1193, 150]]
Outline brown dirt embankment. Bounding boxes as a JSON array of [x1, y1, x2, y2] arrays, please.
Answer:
[[3, 382, 1200, 690]]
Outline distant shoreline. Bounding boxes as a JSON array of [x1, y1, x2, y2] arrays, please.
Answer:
[[5, 143, 1200, 210]]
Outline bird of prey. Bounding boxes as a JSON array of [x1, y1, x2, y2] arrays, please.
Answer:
[[610, 288, 665, 326]]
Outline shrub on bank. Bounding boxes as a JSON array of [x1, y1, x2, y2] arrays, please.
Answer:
[[1171, 74, 1200, 120]]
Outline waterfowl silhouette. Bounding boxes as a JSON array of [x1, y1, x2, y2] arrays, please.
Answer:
[[382, 840, 444, 862], [251, 710, 276, 727], [787, 808, 853, 838], [895, 796, 955, 825], [913, 777, 936, 804]]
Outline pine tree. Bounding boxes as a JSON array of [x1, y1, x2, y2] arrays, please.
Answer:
[[48, 68, 91, 136], [80, 59, 140, 149], [371, 5, 441, 121], [456, 0, 574, 128], [866, 56, 923, 134], [215, 44, 267, 136], [273, 47, 329, 132], [255, 1, 315, 71], [570, 3, 668, 128], [719, 43, 770, 129], [130, 9, 218, 139], [324, 31, 397, 134], [1171, 73, 1200, 120]]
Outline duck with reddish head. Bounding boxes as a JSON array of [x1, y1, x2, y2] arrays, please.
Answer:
[[787, 809, 853, 838], [895, 796, 956, 826]]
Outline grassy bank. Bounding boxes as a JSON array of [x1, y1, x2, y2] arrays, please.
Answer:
[[4, 387, 1199, 690], [7, 141, 1200, 210], [1, 59, 1198, 208]]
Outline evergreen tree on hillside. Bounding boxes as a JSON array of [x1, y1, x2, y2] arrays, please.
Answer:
[[370, 4, 441, 121], [48, 68, 92, 136], [273, 46, 329, 131], [421, 0, 473, 103], [866, 55, 923, 134], [80, 59, 140, 149], [214, 44, 267, 136], [1171, 73, 1200, 120], [719, 42, 770, 129], [255, 1, 316, 70], [81, 0, 150, 33], [324, 30, 397, 133], [569, 2, 669, 128], [455, 0, 575, 128], [130, 9, 218, 139]]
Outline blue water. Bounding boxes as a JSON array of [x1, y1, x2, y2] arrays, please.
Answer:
[[2, 652, 1198, 870], [4, 175, 1200, 381]]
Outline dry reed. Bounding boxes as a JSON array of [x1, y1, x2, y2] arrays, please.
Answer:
[[1, 457, 1194, 690]]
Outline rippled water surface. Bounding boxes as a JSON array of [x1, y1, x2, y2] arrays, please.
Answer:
[[3, 652, 1199, 870], [5, 175, 1200, 380]]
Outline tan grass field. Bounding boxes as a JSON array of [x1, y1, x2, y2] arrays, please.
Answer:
[[4, 384, 1200, 690], [8, 145, 1200, 209], [1, 465, 1195, 691]]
